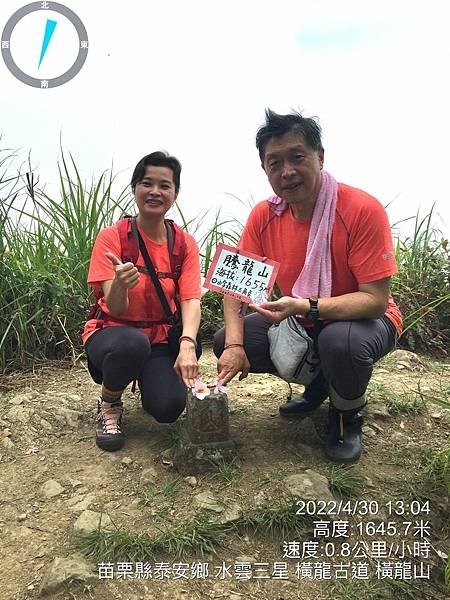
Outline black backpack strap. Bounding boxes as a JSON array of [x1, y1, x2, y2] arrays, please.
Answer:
[[165, 220, 179, 295], [131, 218, 178, 325], [165, 220, 174, 255]]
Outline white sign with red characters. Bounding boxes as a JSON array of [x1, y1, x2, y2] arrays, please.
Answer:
[[203, 243, 280, 304]]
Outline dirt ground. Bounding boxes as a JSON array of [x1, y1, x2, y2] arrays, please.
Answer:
[[0, 347, 449, 600]]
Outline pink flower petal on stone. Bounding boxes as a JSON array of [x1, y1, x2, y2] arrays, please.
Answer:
[[208, 379, 227, 394], [192, 380, 210, 400]]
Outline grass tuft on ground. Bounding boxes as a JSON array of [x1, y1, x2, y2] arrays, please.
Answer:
[[325, 465, 366, 497], [75, 499, 316, 562], [75, 514, 232, 561]]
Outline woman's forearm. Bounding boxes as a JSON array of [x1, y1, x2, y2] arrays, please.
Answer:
[[103, 279, 129, 317], [180, 298, 201, 338]]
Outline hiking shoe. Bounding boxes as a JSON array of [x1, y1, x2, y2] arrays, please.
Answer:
[[325, 407, 363, 464], [96, 399, 124, 451], [279, 372, 329, 417]]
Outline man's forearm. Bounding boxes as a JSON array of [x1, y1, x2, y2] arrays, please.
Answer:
[[297, 291, 388, 321], [223, 295, 245, 344]]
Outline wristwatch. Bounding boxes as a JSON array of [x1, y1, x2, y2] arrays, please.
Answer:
[[308, 296, 320, 322]]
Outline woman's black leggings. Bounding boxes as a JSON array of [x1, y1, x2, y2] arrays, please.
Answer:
[[213, 313, 397, 408], [85, 327, 186, 422]]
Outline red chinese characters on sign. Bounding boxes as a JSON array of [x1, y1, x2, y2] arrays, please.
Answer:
[[199, 409, 225, 433], [203, 243, 280, 305]]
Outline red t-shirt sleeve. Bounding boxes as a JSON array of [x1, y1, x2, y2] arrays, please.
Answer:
[[87, 226, 121, 293], [178, 232, 202, 301], [347, 196, 398, 284], [238, 204, 265, 255]]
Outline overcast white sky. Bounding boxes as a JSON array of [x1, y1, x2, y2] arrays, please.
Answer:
[[1, 0, 449, 237]]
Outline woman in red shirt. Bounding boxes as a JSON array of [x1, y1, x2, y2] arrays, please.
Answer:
[[84, 151, 202, 451]]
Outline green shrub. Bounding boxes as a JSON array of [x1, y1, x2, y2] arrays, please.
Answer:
[[1, 148, 449, 369], [0, 152, 132, 369], [392, 209, 450, 353]]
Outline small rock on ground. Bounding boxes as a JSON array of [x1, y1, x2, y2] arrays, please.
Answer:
[[140, 466, 158, 486], [284, 469, 334, 502], [362, 425, 377, 438], [390, 349, 423, 370], [38, 554, 97, 596], [194, 491, 224, 513], [363, 401, 390, 420], [73, 510, 112, 534], [54, 407, 83, 428], [1, 437, 14, 450], [218, 504, 242, 524], [67, 492, 97, 513], [40, 480, 64, 499]]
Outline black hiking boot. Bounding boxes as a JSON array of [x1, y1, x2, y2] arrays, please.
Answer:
[[96, 399, 125, 451], [279, 372, 329, 418], [325, 407, 363, 464]]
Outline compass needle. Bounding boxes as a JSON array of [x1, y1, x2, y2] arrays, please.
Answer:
[[38, 18, 57, 68]]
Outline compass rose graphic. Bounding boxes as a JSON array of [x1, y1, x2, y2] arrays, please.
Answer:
[[1, 2, 88, 88]]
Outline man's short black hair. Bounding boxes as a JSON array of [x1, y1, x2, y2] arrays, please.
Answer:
[[256, 108, 323, 162], [131, 151, 181, 194]]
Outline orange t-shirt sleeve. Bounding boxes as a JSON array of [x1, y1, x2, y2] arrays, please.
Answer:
[[178, 232, 202, 301], [238, 204, 265, 255], [347, 197, 398, 284], [87, 226, 121, 291]]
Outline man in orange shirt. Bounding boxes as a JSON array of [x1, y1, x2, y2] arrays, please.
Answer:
[[214, 109, 401, 463]]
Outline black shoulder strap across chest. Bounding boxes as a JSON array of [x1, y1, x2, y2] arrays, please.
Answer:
[[130, 217, 178, 325]]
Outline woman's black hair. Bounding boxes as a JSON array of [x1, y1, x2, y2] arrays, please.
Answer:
[[131, 151, 181, 193]]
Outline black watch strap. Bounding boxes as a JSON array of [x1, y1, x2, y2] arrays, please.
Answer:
[[308, 296, 319, 322]]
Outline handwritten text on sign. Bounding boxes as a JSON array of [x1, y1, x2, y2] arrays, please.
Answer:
[[203, 243, 279, 304]]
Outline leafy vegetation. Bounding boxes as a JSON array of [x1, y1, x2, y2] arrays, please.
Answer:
[[392, 209, 450, 354], [0, 149, 449, 371], [325, 465, 366, 497], [75, 514, 231, 561]]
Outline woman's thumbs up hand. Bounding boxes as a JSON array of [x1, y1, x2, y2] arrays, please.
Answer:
[[105, 252, 140, 289]]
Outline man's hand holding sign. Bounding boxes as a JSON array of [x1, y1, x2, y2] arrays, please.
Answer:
[[249, 296, 309, 324], [203, 243, 280, 384]]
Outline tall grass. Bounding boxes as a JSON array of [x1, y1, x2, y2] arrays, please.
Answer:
[[0, 152, 133, 369], [175, 204, 242, 337], [392, 209, 450, 353], [0, 149, 449, 371]]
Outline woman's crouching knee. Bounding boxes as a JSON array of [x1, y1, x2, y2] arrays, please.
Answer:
[[142, 396, 186, 423]]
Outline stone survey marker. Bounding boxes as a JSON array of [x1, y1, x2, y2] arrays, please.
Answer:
[[173, 388, 235, 473]]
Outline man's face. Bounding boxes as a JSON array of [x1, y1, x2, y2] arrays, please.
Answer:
[[262, 130, 324, 206]]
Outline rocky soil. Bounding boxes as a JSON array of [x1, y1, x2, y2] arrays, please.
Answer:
[[0, 348, 449, 599]]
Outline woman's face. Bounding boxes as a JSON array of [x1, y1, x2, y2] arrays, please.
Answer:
[[134, 165, 177, 218]]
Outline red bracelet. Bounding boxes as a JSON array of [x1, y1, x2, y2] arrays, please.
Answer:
[[224, 343, 244, 350], [179, 335, 197, 349]]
